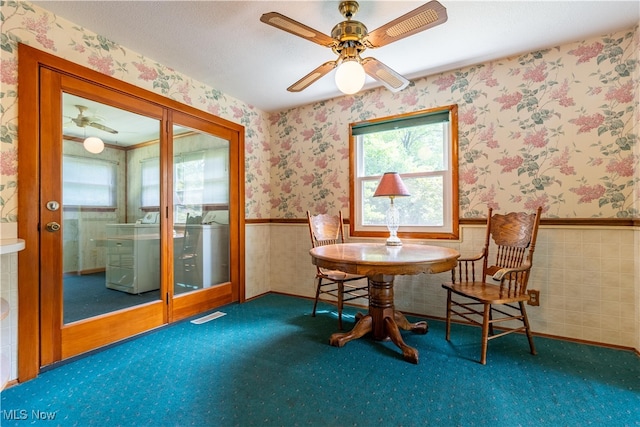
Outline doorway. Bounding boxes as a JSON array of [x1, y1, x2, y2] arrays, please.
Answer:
[[17, 44, 245, 381]]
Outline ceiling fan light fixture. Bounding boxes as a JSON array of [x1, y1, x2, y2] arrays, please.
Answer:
[[335, 60, 365, 94], [83, 136, 105, 154], [262, 1, 448, 95]]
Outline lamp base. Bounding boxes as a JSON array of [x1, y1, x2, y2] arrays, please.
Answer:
[[385, 236, 403, 246]]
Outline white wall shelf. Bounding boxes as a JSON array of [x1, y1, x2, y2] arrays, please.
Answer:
[[0, 238, 25, 255]]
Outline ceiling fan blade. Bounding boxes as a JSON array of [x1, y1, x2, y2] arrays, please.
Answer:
[[89, 122, 118, 134], [260, 12, 336, 48], [361, 58, 410, 92], [287, 61, 337, 92], [365, 0, 448, 48]]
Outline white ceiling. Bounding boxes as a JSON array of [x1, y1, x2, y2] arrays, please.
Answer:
[[62, 93, 162, 145], [34, 1, 639, 113]]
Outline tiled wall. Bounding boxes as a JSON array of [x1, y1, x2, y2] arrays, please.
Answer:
[[0, 252, 19, 387], [261, 223, 640, 350]]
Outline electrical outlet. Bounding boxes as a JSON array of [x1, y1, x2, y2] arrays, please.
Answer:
[[527, 289, 540, 306]]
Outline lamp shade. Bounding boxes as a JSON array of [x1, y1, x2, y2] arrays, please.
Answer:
[[83, 136, 104, 154], [335, 60, 366, 95], [373, 172, 410, 197]]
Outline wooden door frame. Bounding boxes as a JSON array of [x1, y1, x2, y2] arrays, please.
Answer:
[[17, 44, 245, 382]]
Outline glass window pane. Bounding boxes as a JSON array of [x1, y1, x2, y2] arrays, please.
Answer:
[[173, 125, 230, 295], [62, 92, 161, 324], [400, 176, 444, 226], [361, 122, 446, 176], [141, 159, 160, 207], [362, 175, 444, 227], [63, 156, 116, 206]]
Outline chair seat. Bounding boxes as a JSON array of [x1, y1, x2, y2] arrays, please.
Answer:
[[442, 281, 530, 305], [319, 269, 366, 282]]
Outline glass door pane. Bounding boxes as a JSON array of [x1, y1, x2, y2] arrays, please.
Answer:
[[62, 93, 162, 324], [173, 124, 230, 295]]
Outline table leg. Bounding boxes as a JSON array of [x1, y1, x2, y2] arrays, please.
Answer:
[[385, 316, 419, 364], [329, 315, 372, 347], [394, 311, 428, 335], [329, 274, 424, 363]]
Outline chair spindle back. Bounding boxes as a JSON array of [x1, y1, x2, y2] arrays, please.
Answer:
[[453, 207, 542, 297], [307, 211, 347, 275], [308, 212, 345, 248]]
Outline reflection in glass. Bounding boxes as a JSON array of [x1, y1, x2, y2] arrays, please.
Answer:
[[62, 93, 161, 324], [172, 124, 230, 295]]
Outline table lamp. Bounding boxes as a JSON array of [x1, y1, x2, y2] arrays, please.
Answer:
[[373, 172, 410, 246]]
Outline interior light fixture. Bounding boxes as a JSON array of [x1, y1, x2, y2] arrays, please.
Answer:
[[373, 172, 411, 246], [335, 59, 366, 95], [83, 136, 105, 154]]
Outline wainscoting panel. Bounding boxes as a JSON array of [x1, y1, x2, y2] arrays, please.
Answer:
[[264, 223, 639, 350], [245, 224, 272, 299]]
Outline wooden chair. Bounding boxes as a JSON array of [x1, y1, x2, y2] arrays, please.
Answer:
[[307, 211, 369, 330], [442, 207, 542, 364]]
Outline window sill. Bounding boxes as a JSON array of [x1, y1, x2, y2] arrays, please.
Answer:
[[63, 206, 117, 212]]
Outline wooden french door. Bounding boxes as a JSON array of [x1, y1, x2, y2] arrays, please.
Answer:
[[39, 70, 168, 363], [168, 111, 238, 320], [27, 50, 242, 370]]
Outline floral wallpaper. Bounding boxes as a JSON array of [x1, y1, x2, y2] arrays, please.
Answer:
[[268, 28, 639, 219], [1, 1, 639, 224], [0, 1, 272, 223]]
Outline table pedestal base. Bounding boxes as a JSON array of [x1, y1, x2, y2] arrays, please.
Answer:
[[329, 274, 428, 364]]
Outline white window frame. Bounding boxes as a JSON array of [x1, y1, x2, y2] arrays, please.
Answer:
[[349, 105, 459, 240]]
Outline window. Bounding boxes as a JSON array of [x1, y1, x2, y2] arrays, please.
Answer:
[[174, 148, 229, 206], [140, 148, 229, 216], [140, 157, 160, 208], [63, 155, 117, 208], [350, 105, 459, 240]]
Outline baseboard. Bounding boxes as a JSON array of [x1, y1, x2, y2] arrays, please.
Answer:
[[404, 310, 639, 356], [260, 292, 639, 356], [63, 268, 106, 275]]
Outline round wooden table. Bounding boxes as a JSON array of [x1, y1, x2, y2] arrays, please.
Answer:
[[310, 242, 460, 363]]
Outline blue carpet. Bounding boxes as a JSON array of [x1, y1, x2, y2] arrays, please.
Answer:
[[1, 294, 638, 426], [64, 273, 158, 323]]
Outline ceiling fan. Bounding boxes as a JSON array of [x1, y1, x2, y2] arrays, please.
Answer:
[[67, 105, 118, 134], [260, 0, 448, 94]]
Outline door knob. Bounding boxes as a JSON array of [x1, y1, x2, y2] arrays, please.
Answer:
[[46, 222, 61, 232]]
